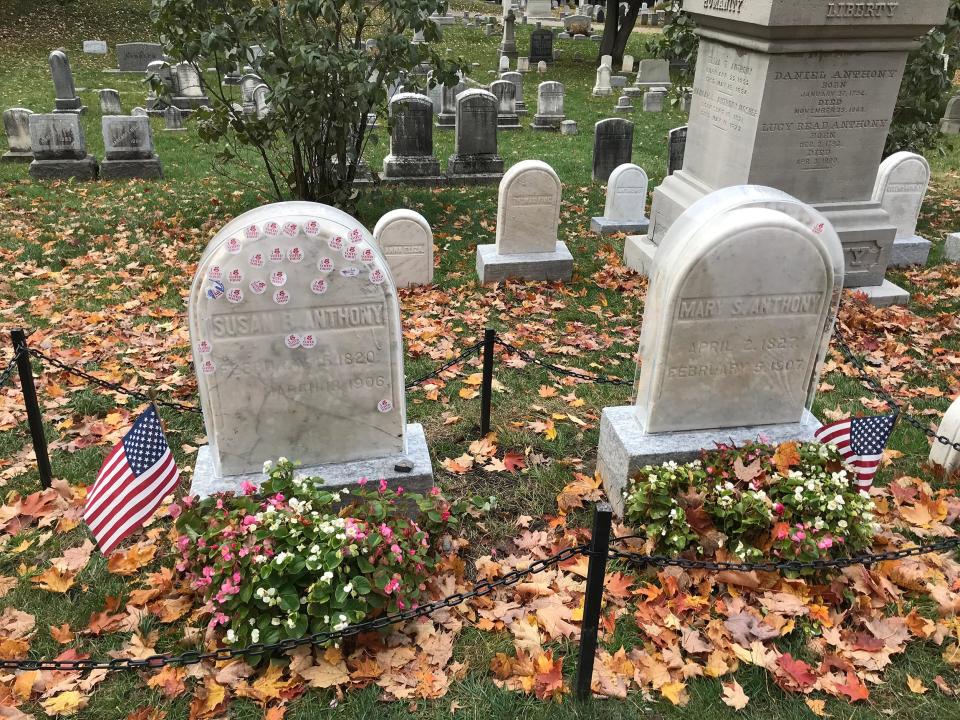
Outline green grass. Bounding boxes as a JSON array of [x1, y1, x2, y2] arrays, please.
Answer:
[[1, 1, 960, 718]]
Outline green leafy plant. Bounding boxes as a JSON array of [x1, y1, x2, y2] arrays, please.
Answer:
[[171, 459, 462, 649], [645, 1, 697, 88]]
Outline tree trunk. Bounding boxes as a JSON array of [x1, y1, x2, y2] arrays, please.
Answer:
[[599, 0, 642, 66]]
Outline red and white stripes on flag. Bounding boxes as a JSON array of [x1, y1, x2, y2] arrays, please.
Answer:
[[813, 413, 897, 491], [84, 405, 181, 555]]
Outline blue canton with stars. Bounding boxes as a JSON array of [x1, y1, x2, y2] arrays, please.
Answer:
[[850, 414, 897, 456], [121, 406, 169, 475]]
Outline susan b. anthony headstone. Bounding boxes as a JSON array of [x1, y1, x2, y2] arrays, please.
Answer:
[[189, 201, 433, 497], [2, 108, 34, 163], [100, 115, 163, 179], [592, 118, 632, 182], [872, 151, 932, 267], [591, 163, 649, 235], [373, 209, 434, 288], [28, 113, 97, 180]]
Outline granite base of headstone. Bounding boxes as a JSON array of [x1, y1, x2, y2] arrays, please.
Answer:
[[28, 114, 97, 180], [2, 108, 34, 163], [99, 115, 162, 180]]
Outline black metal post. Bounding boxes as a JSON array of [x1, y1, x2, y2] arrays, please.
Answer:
[[479, 327, 496, 436], [574, 502, 613, 701], [10, 329, 52, 489]]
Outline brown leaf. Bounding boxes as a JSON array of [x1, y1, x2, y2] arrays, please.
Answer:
[[773, 441, 801, 475], [721, 680, 750, 710]]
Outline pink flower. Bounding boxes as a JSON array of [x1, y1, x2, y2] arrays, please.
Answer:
[[380, 524, 393, 541], [397, 599, 406, 610], [168, 503, 182, 519], [792, 531, 806, 543], [429, 486, 440, 496], [773, 503, 784, 515], [208, 612, 229, 628], [384, 577, 401, 594], [358, 477, 369, 486], [182, 495, 195, 508], [242, 515, 257, 527], [177, 536, 190, 551], [240, 480, 257, 496], [817, 537, 833, 550], [378, 479, 388, 494], [441, 510, 450, 522]]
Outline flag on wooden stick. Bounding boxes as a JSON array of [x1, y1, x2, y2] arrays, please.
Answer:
[[84, 404, 181, 554], [814, 413, 897, 491]]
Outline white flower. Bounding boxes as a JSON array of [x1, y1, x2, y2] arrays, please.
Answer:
[[838, 520, 848, 529], [278, 456, 288, 464], [251, 629, 260, 643], [225, 629, 237, 644], [263, 460, 274, 473], [272, 617, 281, 626], [344, 583, 354, 594]]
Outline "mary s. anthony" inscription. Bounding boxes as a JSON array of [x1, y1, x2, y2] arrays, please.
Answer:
[[676, 293, 822, 320]]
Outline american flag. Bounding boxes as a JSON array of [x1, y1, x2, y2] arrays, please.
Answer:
[[814, 413, 897, 491], [84, 405, 181, 554]]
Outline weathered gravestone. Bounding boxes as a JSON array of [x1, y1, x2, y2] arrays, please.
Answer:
[[929, 396, 960, 477], [98, 89, 122, 115], [100, 115, 162, 179], [83, 40, 107, 54], [622, 55, 634, 73], [642, 88, 665, 112], [614, 95, 633, 112], [592, 65, 612, 96], [517, 57, 530, 72], [490, 80, 521, 129], [253, 85, 271, 119], [49, 50, 84, 114], [598, 185, 844, 514], [373, 209, 434, 288], [189, 201, 433, 497], [499, 55, 511, 73], [500, 9, 518, 61], [436, 82, 464, 129], [115, 42, 165, 72], [941, 95, 960, 134], [447, 89, 504, 183], [2, 108, 34, 163], [240, 73, 261, 115], [501, 71, 527, 114], [28, 113, 98, 180], [529, 23, 554, 64], [164, 105, 186, 131], [563, 14, 592, 35], [172, 63, 210, 111], [591, 163, 649, 234], [560, 119, 577, 135], [382, 93, 442, 183], [872, 151, 931, 267], [531, 81, 565, 130], [633, 59, 671, 90], [131, 107, 148, 117], [667, 125, 687, 176], [527, 0, 553, 19], [537, 61, 548, 74], [592, 118, 633, 182], [476, 159, 573, 282]]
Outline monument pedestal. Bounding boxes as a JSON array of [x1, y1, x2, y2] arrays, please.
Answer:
[[591, 215, 648, 236], [100, 155, 163, 180], [889, 235, 932, 267], [29, 155, 98, 180], [1, 150, 32, 163], [191, 423, 433, 499], [381, 155, 444, 185], [446, 153, 504, 184], [435, 113, 455, 129], [476, 241, 573, 283], [597, 406, 821, 516], [850, 279, 910, 307]]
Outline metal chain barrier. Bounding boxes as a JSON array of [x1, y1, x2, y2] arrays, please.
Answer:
[[0, 349, 21, 389], [405, 342, 484, 389], [495, 339, 633, 386]]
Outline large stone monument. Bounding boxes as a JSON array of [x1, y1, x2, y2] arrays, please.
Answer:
[[500, 9, 518, 61], [189, 202, 433, 497], [28, 114, 98, 180], [592, 118, 633, 182], [476, 160, 573, 283], [382, 93, 443, 184], [591, 163, 649, 235], [447, 89, 504, 183], [625, 0, 951, 308], [597, 185, 844, 515], [373, 209, 434, 288], [929, 396, 960, 477], [531, 81, 565, 130], [2, 108, 34, 163], [100, 116, 163, 179], [114, 42, 165, 73], [529, 23, 554, 64], [49, 50, 84, 114], [872, 151, 931, 267]]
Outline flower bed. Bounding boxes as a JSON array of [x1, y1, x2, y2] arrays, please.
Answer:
[[171, 459, 461, 647], [623, 441, 878, 566]]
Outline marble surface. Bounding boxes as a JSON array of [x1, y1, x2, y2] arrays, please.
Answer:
[[102, 115, 154, 160], [29, 113, 86, 159], [2, 108, 33, 160], [476, 241, 572, 283], [929, 396, 960, 477], [604, 163, 648, 222], [495, 159, 561, 254], [872, 151, 930, 241], [633, 59, 671, 89], [373, 209, 434, 288]]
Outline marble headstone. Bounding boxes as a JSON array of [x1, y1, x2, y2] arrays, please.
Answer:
[[98, 89, 122, 115], [517, 57, 530, 72], [241, 74, 261, 114], [172, 63, 210, 110], [642, 88, 664, 112], [100, 115, 163, 179], [591, 163, 649, 234], [633, 59, 671, 90], [559, 119, 577, 135], [49, 50, 84, 114], [490, 79, 521, 129], [28, 113, 97, 180], [373, 209, 434, 287], [254, 85, 271, 119], [941, 95, 960, 134], [2, 108, 34, 162], [189, 202, 432, 496], [447, 89, 504, 182], [614, 95, 633, 112], [382, 93, 442, 182], [622, 55, 634, 73], [872, 151, 931, 267], [116, 42, 165, 72], [929, 396, 960, 477], [592, 118, 633, 182], [83, 40, 107, 54], [501, 71, 526, 114], [531, 81, 565, 130], [591, 65, 612, 96], [537, 61, 547, 74], [164, 105, 186, 131]]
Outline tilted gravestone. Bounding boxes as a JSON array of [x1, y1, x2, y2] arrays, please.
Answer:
[[373, 209, 434, 288], [633, 58, 671, 90], [189, 201, 433, 497], [447, 89, 504, 183], [667, 125, 687, 176], [501, 71, 527, 114], [382, 93, 442, 183], [929, 396, 960, 477], [490, 80, 521, 130], [98, 89, 122, 115], [531, 81, 565, 130], [164, 105, 186, 132], [592, 118, 633, 182], [529, 23, 554, 64], [115, 43, 165, 72], [28, 113, 98, 180], [598, 185, 844, 514], [591, 162, 649, 235], [49, 50, 84, 114], [100, 115, 163, 179], [172, 63, 210, 111], [2, 108, 34, 163], [872, 152, 931, 267], [476, 159, 573, 283]]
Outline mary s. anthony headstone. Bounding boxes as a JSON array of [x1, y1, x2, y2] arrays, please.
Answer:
[[373, 209, 434, 288], [598, 185, 844, 514], [100, 116, 163, 179], [592, 118, 633, 182], [2, 108, 34, 163], [529, 23, 554, 64], [49, 50, 84, 114], [382, 93, 442, 184], [114, 42, 165, 72], [591, 163, 649, 235], [447, 89, 504, 183], [929, 396, 960, 477], [189, 201, 433, 497], [872, 151, 931, 267], [476, 160, 573, 283], [531, 81, 565, 130], [28, 113, 98, 180], [667, 125, 687, 176]]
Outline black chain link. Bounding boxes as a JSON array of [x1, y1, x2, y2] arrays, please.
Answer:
[[832, 328, 960, 452], [0, 544, 587, 671], [405, 342, 484, 389], [495, 339, 633, 386], [0, 349, 21, 389]]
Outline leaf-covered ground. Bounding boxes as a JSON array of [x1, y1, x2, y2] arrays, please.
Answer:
[[1, 1, 960, 718]]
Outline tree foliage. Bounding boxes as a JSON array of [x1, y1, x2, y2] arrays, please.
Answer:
[[151, 0, 462, 207]]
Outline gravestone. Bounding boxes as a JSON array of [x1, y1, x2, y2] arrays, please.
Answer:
[[100, 115, 163, 179], [563, 14, 591, 35], [872, 152, 931, 267], [240, 74, 261, 114], [189, 201, 433, 497], [529, 23, 554, 64], [447, 89, 504, 182], [600, 54, 612, 69], [527, 0, 552, 19], [382, 93, 443, 183], [436, 82, 463, 129], [115, 43, 164, 72], [499, 55, 511, 73], [531, 81, 565, 130], [490, 80, 521, 130], [131, 107, 148, 116], [476, 160, 573, 282], [49, 50, 84, 114], [591, 65, 612, 96], [2, 108, 34, 163], [929, 396, 960, 477], [633, 58, 671, 90], [614, 95, 633, 112], [501, 71, 527, 114], [591, 163, 649, 235], [622, 55, 634, 73], [485, 18, 496, 36], [643, 88, 665, 112], [629, 0, 951, 307], [373, 209, 434, 287], [254, 85, 271, 119], [592, 118, 633, 182], [145, 60, 173, 112], [941, 95, 960, 134], [667, 125, 687, 176], [500, 9, 518, 61], [98, 89, 122, 115], [164, 105, 186, 131], [560, 119, 577, 135], [537, 60, 548, 73], [83, 40, 107, 54], [28, 113, 98, 180], [598, 185, 844, 514], [172, 63, 210, 111], [517, 57, 530, 72]]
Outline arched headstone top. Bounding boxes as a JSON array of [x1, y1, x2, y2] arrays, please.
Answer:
[[373, 209, 434, 288], [872, 151, 931, 241], [495, 159, 561, 254]]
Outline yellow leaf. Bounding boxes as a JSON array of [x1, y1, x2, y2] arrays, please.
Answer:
[[660, 681, 689, 706], [805, 698, 827, 717], [458, 388, 479, 400], [32, 566, 76, 593], [41, 691, 88, 716], [907, 674, 928, 694], [463, 373, 483, 386], [721, 680, 749, 710]]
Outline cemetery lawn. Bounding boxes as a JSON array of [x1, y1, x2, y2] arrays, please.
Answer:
[[2, 2, 960, 719]]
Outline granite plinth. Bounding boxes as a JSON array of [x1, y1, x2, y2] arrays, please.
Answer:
[[28, 155, 98, 180], [99, 156, 163, 180], [497, 115, 522, 130], [190, 423, 433, 499], [435, 114, 456, 128], [597, 405, 821, 516], [888, 235, 931, 267], [447, 153, 504, 177], [622, 233, 657, 274], [1, 151, 32, 163], [946, 233, 960, 262], [172, 96, 210, 111], [850, 279, 910, 307], [382, 155, 442, 180], [591, 216, 649, 235], [476, 241, 573, 283]]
